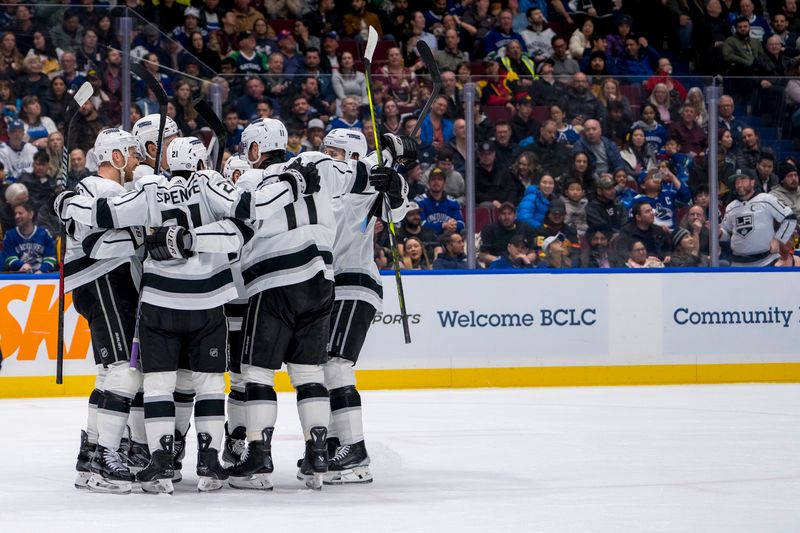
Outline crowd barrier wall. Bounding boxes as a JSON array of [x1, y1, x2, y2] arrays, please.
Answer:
[[1, 270, 799, 398]]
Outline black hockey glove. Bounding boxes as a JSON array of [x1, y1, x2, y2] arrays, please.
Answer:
[[53, 190, 78, 222], [381, 133, 418, 165], [370, 166, 407, 208], [145, 226, 194, 260], [280, 159, 320, 199]]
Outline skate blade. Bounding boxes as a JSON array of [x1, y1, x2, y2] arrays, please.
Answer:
[[323, 466, 373, 485], [197, 477, 224, 492], [303, 472, 324, 491], [228, 473, 274, 491], [140, 479, 174, 495], [87, 474, 133, 494], [172, 470, 182, 483], [74, 471, 91, 489]]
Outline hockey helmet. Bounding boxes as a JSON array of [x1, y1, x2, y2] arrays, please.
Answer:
[[223, 152, 250, 183], [94, 128, 138, 168], [167, 136, 207, 173], [323, 128, 368, 160], [240, 118, 287, 164], [132, 113, 180, 159]]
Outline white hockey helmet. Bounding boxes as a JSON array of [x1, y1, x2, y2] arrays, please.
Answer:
[[323, 128, 368, 160], [167, 136, 207, 173], [132, 113, 180, 158], [94, 128, 138, 168], [223, 152, 250, 183], [240, 118, 287, 164]]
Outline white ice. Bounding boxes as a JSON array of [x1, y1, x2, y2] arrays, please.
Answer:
[[1, 384, 799, 533]]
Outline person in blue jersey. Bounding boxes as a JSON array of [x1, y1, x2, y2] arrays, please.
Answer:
[[0, 201, 56, 273], [633, 167, 692, 230], [414, 167, 464, 235]]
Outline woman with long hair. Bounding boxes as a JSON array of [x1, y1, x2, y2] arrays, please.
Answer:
[[550, 104, 580, 145], [620, 126, 656, 176], [19, 95, 57, 148], [378, 47, 418, 106], [684, 87, 709, 128], [187, 30, 221, 74], [511, 151, 541, 193], [0, 32, 24, 77], [455, 61, 472, 89], [597, 78, 633, 121], [46, 131, 64, 177], [517, 173, 556, 230], [379, 98, 402, 135], [95, 15, 120, 49], [171, 80, 199, 134], [564, 151, 595, 190], [25, 31, 60, 75], [332, 51, 368, 107], [401, 236, 432, 270], [631, 103, 669, 152], [648, 83, 679, 125], [76, 28, 103, 72], [569, 18, 594, 60], [0, 79, 18, 116]]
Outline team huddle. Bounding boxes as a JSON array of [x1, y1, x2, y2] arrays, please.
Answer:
[[55, 114, 412, 494]]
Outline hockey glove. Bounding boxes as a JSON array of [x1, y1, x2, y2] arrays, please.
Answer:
[[370, 166, 407, 209], [381, 134, 418, 166], [280, 159, 321, 198], [53, 190, 78, 222], [145, 226, 194, 260]]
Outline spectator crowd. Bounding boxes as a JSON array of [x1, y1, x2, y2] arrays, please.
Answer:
[[1, 0, 800, 272]]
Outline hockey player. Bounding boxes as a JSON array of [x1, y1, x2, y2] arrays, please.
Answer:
[[55, 136, 309, 494], [320, 129, 411, 484], [131, 114, 181, 175], [221, 118, 408, 490], [66, 128, 144, 494], [721, 170, 797, 266], [223, 152, 250, 184]]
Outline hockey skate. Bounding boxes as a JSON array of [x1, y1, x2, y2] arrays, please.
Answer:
[[228, 428, 274, 491], [296, 437, 340, 477], [298, 427, 328, 490], [324, 440, 373, 485], [196, 432, 229, 492], [87, 445, 135, 494], [172, 428, 188, 483], [222, 423, 247, 466], [75, 430, 96, 489], [126, 441, 150, 475], [137, 435, 175, 495]]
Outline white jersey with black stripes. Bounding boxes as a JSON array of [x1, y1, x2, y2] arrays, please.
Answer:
[[235, 151, 374, 297], [61, 169, 295, 310], [64, 176, 143, 293], [721, 192, 797, 265]]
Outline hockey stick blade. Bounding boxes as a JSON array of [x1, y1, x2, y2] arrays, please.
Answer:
[[364, 26, 379, 62], [194, 98, 227, 172], [73, 81, 94, 109], [410, 40, 442, 139]]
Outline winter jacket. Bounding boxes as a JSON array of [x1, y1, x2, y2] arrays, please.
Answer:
[[419, 115, 454, 147], [770, 185, 800, 220], [563, 195, 588, 238], [586, 196, 628, 231], [414, 192, 465, 234], [559, 88, 606, 121], [615, 46, 660, 81], [530, 138, 572, 178], [572, 136, 626, 173], [432, 253, 469, 270], [516, 185, 550, 229]]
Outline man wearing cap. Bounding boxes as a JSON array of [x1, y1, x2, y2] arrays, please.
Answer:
[[173, 6, 208, 49], [233, 0, 266, 32], [530, 59, 566, 107], [415, 167, 465, 235], [489, 233, 536, 269], [479, 201, 536, 264], [536, 232, 572, 269], [586, 174, 628, 232], [303, 119, 327, 152], [770, 163, 800, 219], [722, 169, 797, 266], [276, 30, 304, 77], [476, 141, 519, 208], [521, 8, 556, 63], [572, 119, 624, 174], [0, 120, 38, 183], [422, 148, 465, 205], [535, 198, 578, 248], [633, 167, 691, 230], [230, 32, 269, 75], [395, 201, 443, 260], [510, 94, 540, 144]]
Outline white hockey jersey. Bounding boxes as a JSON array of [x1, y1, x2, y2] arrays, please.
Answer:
[[721, 193, 797, 265], [64, 176, 143, 292], [0, 142, 38, 181], [62, 170, 295, 310], [235, 151, 373, 297], [331, 179, 409, 311]]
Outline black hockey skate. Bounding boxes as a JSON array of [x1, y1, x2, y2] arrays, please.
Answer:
[[172, 427, 189, 483], [298, 426, 329, 490], [126, 441, 150, 474], [228, 428, 274, 491], [295, 437, 340, 470], [324, 440, 373, 485], [196, 432, 229, 492], [75, 430, 96, 489], [223, 423, 247, 466], [87, 445, 135, 494], [137, 434, 175, 495]]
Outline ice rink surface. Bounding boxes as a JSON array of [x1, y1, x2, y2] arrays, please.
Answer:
[[1, 384, 799, 533]]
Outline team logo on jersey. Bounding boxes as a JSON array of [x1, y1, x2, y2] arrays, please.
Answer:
[[100, 347, 109, 359], [735, 214, 754, 237], [209, 348, 219, 358]]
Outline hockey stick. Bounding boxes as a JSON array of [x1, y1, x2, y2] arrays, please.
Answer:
[[129, 62, 169, 369], [193, 97, 226, 172], [409, 40, 441, 139], [56, 81, 94, 385], [364, 26, 411, 344]]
